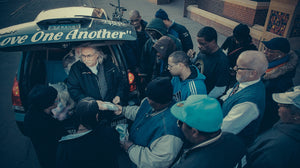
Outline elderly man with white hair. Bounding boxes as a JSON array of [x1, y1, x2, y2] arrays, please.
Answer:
[[220, 50, 268, 146], [67, 45, 125, 121]]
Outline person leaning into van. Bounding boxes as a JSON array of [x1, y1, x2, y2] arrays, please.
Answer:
[[56, 97, 120, 168], [23, 85, 68, 168], [67, 45, 125, 121]]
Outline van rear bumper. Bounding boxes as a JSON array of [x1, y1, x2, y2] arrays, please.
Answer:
[[14, 106, 25, 122]]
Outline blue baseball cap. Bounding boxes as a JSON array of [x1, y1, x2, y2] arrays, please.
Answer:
[[262, 37, 290, 53], [171, 95, 223, 132]]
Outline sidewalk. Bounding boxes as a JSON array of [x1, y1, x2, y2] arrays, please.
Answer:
[[97, 0, 227, 50], [100, 0, 300, 86]]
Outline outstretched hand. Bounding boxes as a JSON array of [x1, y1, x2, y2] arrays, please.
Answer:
[[96, 100, 122, 115], [114, 104, 122, 115], [113, 96, 120, 104], [96, 100, 107, 110]]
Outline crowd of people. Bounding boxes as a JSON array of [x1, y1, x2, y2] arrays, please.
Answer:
[[23, 8, 299, 168]]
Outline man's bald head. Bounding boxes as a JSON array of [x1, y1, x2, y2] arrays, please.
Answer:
[[129, 10, 140, 18], [129, 10, 142, 30], [238, 51, 268, 77]]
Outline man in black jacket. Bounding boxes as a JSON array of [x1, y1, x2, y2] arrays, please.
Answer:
[[123, 10, 149, 72], [170, 95, 246, 168], [248, 86, 300, 168], [67, 46, 125, 106], [56, 97, 120, 168], [155, 9, 193, 53], [221, 24, 258, 87], [152, 36, 177, 79], [138, 18, 182, 99], [24, 85, 67, 168]]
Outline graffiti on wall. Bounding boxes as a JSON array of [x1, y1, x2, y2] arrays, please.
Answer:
[[267, 10, 289, 36]]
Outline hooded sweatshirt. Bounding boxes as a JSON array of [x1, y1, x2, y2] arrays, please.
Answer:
[[248, 121, 300, 168], [152, 36, 177, 78], [172, 65, 207, 102], [139, 18, 182, 80], [259, 51, 298, 133]]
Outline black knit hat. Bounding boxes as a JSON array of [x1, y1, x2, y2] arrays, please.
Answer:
[[155, 9, 169, 20], [27, 85, 58, 110], [233, 24, 250, 41], [146, 77, 173, 104]]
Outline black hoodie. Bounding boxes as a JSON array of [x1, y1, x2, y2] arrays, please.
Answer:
[[247, 121, 300, 168], [139, 18, 181, 81]]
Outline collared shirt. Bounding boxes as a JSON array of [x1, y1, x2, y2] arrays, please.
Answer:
[[88, 62, 98, 75], [186, 132, 222, 151], [221, 79, 260, 134]]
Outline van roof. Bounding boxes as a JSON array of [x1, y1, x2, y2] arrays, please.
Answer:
[[34, 7, 109, 21], [0, 7, 136, 51]]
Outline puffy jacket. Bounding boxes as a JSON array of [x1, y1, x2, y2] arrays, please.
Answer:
[[259, 51, 298, 133]]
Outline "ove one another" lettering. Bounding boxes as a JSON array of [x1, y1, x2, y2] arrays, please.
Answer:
[[0, 29, 131, 47]]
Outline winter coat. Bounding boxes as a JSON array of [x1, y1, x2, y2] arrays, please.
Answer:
[[67, 59, 125, 103], [259, 51, 298, 133], [56, 123, 120, 168], [248, 121, 300, 168], [122, 19, 149, 70], [172, 132, 246, 168], [152, 36, 177, 79], [168, 21, 193, 53], [24, 108, 67, 168], [139, 18, 182, 81], [221, 36, 258, 87]]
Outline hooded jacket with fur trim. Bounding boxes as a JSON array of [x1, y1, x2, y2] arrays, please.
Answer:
[[259, 51, 299, 133]]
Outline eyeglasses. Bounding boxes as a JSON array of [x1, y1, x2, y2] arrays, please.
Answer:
[[278, 104, 292, 108], [177, 120, 183, 128], [263, 46, 281, 54], [168, 63, 177, 69], [81, 53, 97, 59], [233, 65, 254, 71]]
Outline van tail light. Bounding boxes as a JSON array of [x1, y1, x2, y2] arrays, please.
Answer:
[[12, 76, 22, 107], [128, 72, 136, 92], [128, 72, 135, 84]]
